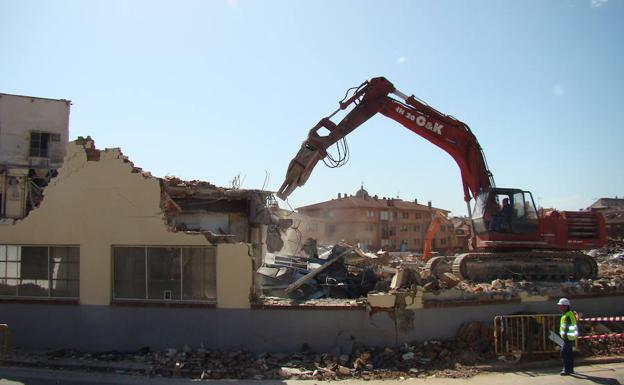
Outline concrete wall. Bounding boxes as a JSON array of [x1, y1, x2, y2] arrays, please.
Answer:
[[1, 295, 622, 353], [0, 93, 70, 167], [0, 140, 253, 308]]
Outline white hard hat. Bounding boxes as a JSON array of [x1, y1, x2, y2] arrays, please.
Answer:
[[557, 298, 570, 306]]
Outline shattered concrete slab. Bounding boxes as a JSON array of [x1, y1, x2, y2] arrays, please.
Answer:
[[256, 237, 624, 309]]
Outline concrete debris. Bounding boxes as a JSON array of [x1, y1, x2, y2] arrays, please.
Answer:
[[257, 243, 379, 301], [440, 272, 462, 288], [257, 238, 624, 307], [4, 316, 621, 381], [2, 327, 492, 380], [592, 238, 624, 278], [578, 316, 624, 357], [159, 175, 282, 247]]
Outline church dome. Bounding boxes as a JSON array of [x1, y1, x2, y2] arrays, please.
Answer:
[[355, 185, 369, 199]]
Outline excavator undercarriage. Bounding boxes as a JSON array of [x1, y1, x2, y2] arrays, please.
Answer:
[[426, 251, 598, 282]]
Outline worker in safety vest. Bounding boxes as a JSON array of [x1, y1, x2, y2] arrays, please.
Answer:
[[558, 297, 577, 375]]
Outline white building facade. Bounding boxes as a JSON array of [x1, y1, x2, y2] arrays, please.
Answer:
[[0, 93, 70, 219]]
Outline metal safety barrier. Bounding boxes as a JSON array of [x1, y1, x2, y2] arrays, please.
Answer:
[[0, 324, 8, 356], [494, 314, 562, 356], [494, 313, 624, 356]]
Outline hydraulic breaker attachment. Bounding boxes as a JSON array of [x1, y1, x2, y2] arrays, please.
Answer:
[[277, 145, 323, 200]]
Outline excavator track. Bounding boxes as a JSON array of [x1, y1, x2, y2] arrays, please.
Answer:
[[446, 251, 598, 282], [424, 256, 451, 278]]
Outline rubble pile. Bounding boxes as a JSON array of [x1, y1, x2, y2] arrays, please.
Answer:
[[257, 238, 624, 305], [580, 338, 624, 357], [579, 333, 624, 357], [590, 238, 624, 278], [257, 241, 387, 301], [5, 323, 492, 380], [577, 313, 624, 357]]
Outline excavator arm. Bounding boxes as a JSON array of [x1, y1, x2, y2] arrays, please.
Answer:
[[276, 76, 604, 283], [277, 77, 495, 205], [421, 210, 446, 262]]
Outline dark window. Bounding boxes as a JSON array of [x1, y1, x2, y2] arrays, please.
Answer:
[[113, 246, 216, 302], [113, 247, 146, 299], [148, 247, 181, 300], [30, 132, 51, 157], [20, 247, 48, 280], [0, 245, 79, 298]]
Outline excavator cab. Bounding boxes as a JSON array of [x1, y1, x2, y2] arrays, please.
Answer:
[[472, 188, 539, 235]]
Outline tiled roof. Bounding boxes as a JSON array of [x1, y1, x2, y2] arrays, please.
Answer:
[[297, 196, 449, 213]]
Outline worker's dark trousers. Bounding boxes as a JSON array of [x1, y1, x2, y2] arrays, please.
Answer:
[[561, 339, 574, 373]]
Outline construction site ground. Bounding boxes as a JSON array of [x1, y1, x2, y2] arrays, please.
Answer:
[[1, 360, 624, 384], [1, 340, 623, 382]]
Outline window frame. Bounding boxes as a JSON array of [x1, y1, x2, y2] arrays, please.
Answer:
[[29, 131, 52, 158], [111, 245, 217, 305], [0, 244, 80, 300]]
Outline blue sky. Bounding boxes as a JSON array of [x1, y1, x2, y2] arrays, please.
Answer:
[[1, 0, 622, 216]]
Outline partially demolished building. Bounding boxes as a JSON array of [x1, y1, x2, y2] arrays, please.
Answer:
[[0, 93, 70, 220], [0, 137, 281, 307]]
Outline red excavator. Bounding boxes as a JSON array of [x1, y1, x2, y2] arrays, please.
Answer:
[[277, 77, 605, 282]]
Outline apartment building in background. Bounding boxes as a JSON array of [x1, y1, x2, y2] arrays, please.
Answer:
[[588, 197, 624, 238], [294, 186, 456, 253]]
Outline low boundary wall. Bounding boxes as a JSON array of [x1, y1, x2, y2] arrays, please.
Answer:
[[1, 295, 623, 353]]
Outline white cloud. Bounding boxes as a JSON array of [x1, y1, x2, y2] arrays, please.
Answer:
[[397, 57, 408, 64], [591, 0, 608, 8], [552, 84, 566, 97]]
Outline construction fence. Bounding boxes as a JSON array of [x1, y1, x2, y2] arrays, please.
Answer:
[[494, 313, 624, 357]]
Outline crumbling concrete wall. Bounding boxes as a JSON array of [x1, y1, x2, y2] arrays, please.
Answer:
[[0, 139, 253, 308]]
